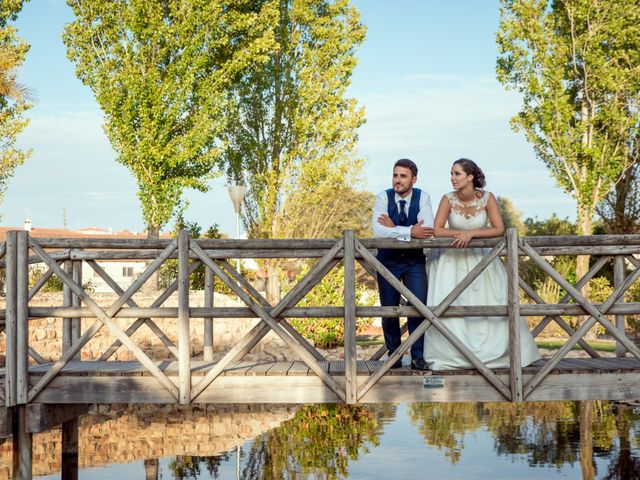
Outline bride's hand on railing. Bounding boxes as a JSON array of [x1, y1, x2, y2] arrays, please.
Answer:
[[452, 232, 474, 248]]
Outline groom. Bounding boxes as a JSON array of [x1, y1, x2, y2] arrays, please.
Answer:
[[372, 159, 434, 370]]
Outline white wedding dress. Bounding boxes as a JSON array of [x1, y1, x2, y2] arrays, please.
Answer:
[[423, 191, 540, 370]]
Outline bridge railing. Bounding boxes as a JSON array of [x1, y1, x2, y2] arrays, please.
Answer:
[[1, 229, 640, 405]]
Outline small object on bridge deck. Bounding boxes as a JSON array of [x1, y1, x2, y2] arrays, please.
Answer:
[[423, 376, 445, 388]]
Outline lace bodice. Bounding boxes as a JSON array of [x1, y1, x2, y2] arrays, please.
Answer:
[[446, 190, 489, 230]]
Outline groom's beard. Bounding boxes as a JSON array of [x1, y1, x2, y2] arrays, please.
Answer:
[[393, 184, 412, 196]]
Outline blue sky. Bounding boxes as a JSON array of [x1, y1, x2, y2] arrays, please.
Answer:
[[2, 0, 575, 236]]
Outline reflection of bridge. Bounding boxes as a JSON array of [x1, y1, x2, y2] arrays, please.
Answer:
[[1, 229, 640, 477]]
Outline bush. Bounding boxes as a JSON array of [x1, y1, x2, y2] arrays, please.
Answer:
[[288, 264, 374, 348]]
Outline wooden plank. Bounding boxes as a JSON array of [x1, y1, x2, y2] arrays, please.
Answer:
[[267, 362, 293, 376], [25, 403, 90, 433], [203, 266, 214, 362], [71, 260, 83, 360], [223, 361, 260, 375], [287, 361, 310, 376], [4, 231, 17, 407], [0, 407, 13, 438], [331, 361, 345, 375], [343, 230, 357, 403], [16, 231, 29, 405], [614, 255, 627, 357], [13, 406, 32, 479], [62, 260, 73, 353], [177, 230, 191, 404], [245, 362, 275, 376], [25, 370, 640, 404], [506, 228, 522, 402]]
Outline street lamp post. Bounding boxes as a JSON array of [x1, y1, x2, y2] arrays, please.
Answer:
[[227, 186, 247, 273]]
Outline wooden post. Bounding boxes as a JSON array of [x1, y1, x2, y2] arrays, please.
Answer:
[[144, 459, 159, 480], [178, 230, 191, 404], [5, 231, 17, 407], [62, 260, 73, 353], [506, 228, 523, 402], [12, 406, 32, 480], [343, 230, 357, 404], [71, 260, 82, 360], [204, 266, 214, 361], [16, 231, 29, 404], [614, 255, 626, 357], [61, 417, 79, 480]]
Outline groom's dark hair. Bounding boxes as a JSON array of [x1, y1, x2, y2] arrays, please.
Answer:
[[394, 158, 418, 177]]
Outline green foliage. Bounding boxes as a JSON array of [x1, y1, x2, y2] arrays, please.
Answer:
[[523, 214, 576, 237], [497, 0, 640, 237], [244, 404, 381, 478], [288, 263, 373, 348], [0, 0, 31, 216], [28, 265, 95, 293], [497, 196, 525, 235], [63, 0, 278, 236], [158, 221, 242, 295], [219, 0, 367, 240], [597, 161, 640, 234], [28, 265, 63, 292]]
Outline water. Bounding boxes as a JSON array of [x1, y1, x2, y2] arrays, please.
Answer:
[[12, 401, 640, 479]]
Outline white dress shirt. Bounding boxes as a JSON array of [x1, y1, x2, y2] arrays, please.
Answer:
[[372, 188, 435, 241]]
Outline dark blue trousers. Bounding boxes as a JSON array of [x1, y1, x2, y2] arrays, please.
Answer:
[[377, 261, 427, 360]]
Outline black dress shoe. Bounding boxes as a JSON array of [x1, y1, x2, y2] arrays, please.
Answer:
[[411, 358, 430, 371], [390, 359, 403, 369]]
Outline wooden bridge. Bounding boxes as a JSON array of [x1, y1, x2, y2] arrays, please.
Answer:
[[1, 228, 640, 477], [1, 228, 640, 407]]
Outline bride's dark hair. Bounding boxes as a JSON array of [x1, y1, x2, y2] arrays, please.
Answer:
[[453, 158, 486, 195]]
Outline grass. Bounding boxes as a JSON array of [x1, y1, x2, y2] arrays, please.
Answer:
[[535, 339, 620, 352]]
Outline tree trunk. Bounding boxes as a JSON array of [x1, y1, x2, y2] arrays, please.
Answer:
[[576, 204, 594, 338], [579, 400, 595, 480], [266, 262, 280, 304]]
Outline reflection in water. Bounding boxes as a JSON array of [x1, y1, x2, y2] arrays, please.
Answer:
[[5, 401, 639, 479], [164, 401, 640, 480]]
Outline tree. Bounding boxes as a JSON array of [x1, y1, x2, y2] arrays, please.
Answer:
[[596, 161, 640, 234], [497, 195, 525, 235], [497, 0, 640, 282], [219, 0, 367, 241], [63, 0, 278, 237], [0, 0, 31, 214]]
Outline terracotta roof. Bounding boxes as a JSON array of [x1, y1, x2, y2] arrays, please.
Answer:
[[0, 226, 171, 240]]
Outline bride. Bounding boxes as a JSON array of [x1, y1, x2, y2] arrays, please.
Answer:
[[423, 158, 540, 370]]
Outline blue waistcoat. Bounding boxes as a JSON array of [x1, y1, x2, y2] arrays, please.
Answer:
[[376, 188, 426, 265]]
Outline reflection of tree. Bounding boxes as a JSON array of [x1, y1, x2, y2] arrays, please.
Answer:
[[242, 404, 382, 479], [602, 405, 640, 480], [409, 401, 639, 473], [408, 403, 481, 463], [169, 453, 229, 479]]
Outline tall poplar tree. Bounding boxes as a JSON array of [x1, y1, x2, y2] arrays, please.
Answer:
[[63, 0, 278, 237], [497, 0, 640, 280], [219, 0, 366, 240], [0, 0, 31, 213]]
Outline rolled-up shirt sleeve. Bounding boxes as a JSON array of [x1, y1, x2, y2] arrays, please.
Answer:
[[372, 191, 412, 241], [417, 191, 435, 228]]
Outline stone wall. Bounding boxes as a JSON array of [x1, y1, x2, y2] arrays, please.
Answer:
[[0, 404, 299, 478], [0, 291, 291, 364]]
